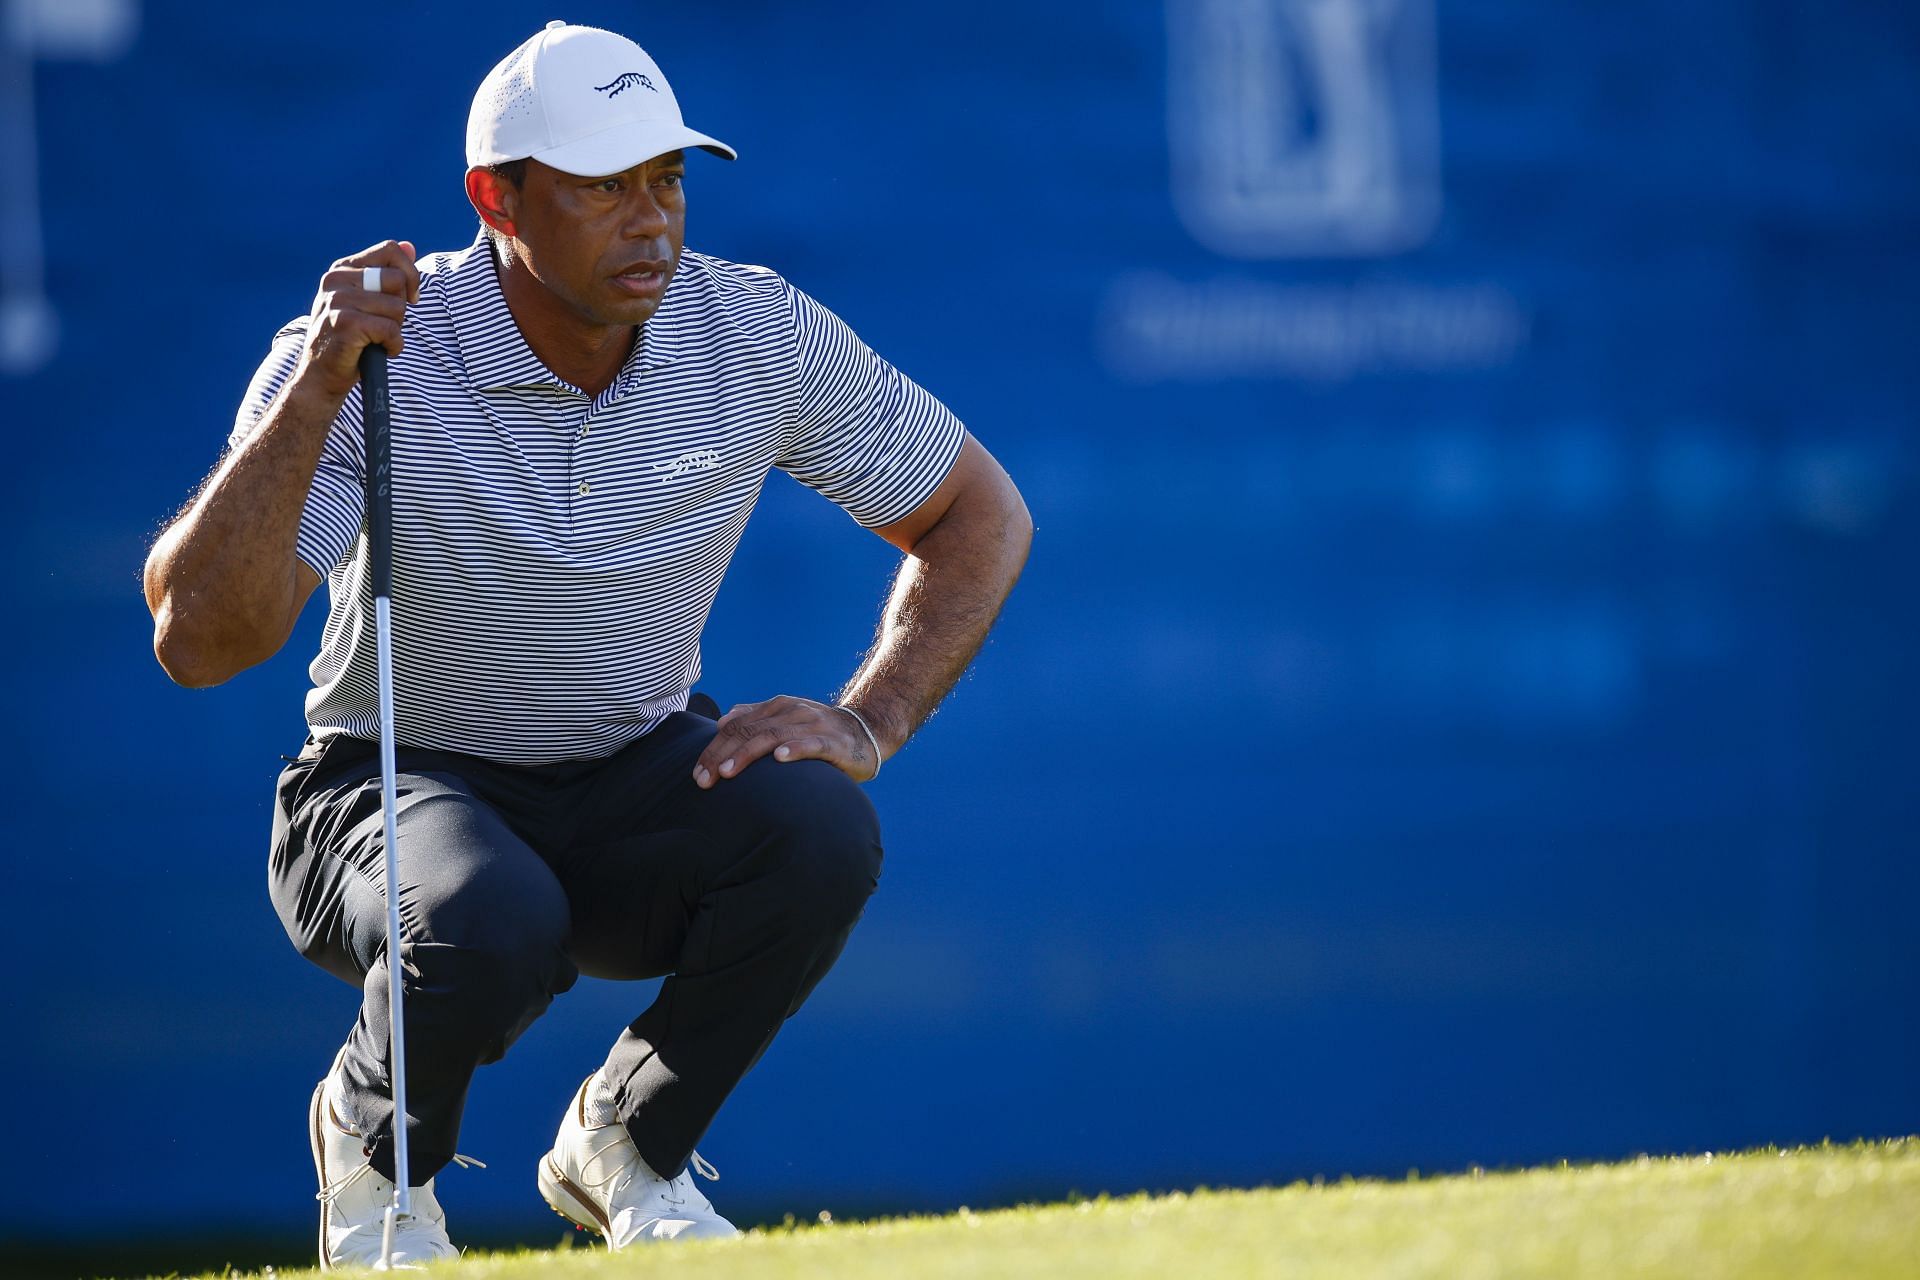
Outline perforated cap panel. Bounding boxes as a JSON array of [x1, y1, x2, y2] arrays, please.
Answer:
[[467, 23, 734, 171], [466, 32, 551, 165]]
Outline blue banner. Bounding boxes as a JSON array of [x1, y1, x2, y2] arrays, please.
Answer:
[[3, 0, 1915, 1246]]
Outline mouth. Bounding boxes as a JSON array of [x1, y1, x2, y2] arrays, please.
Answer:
[[612, 260, 672, 298]]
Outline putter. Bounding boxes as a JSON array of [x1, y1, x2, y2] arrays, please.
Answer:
[[360, 343, 413, 1270]]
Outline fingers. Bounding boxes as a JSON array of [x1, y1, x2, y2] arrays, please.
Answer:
[[328, 240, 421, 302], [772, 736, 830, 764], [310, 302, 406, 364], [692, 696, 877, 787], [314, 240, 418, 324], [713, 699, 762, 731], [694, 701, 788, 787], [318, 278, 410, 324], [299, 240, 419, 396]]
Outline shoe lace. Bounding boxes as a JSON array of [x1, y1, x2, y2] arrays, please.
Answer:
[[599, 1139, 721, 1208], [660, 1151, 721, 1209], [316, 1152, 486, 1207], [315, 1159, 379, 1207]]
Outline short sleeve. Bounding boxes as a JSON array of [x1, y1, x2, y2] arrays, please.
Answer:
[[775, 285, 967, 529], [229, 320, 366, 577]]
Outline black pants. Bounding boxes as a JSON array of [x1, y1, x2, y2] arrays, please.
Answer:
[[268, 710, 882, 1185]]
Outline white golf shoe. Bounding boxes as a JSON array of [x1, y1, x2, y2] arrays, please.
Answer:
[[309, 1067, 461, 1270], [538, 1073, 740, 1246]]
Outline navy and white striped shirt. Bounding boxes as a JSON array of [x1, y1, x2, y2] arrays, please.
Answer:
[[230, 233, 966, 764]]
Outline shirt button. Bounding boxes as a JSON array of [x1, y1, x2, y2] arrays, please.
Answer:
[[580, 424, 590, 436], [578, 481, 591, 496]]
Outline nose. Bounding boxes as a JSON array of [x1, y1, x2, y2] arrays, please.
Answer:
[[622, 184, 671, 239]]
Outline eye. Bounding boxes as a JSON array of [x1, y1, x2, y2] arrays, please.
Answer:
[[654, 172, 685, 189], [594, 177, 625, 194]]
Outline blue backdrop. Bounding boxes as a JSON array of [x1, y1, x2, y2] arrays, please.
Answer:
[[4, 0, 1916, 1264]]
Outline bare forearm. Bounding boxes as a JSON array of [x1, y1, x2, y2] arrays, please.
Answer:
[[837, 483, 1033, 757], [144, 372, 343, 685], [145, 241, 417, 687]]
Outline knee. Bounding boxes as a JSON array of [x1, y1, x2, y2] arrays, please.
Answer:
[[404, 904, 577, 1061], [475, 891, 573, 979], [745, 760, 884, 922], [412, 867, 574, 998], [391, 891, 575, 1063]]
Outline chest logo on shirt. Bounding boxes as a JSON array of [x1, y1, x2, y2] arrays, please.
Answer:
[[656, 449, 721, 479]]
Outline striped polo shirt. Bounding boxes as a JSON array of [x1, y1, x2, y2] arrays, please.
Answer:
[[230, 233, 966, 764]]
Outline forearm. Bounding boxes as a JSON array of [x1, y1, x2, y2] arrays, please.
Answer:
[[837, 482, 1033, 758], [144, 371, 342, 685], [144, 241, 417, 687]]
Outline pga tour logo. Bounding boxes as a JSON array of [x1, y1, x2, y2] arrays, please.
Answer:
[[1166, 0, 1442, 258]]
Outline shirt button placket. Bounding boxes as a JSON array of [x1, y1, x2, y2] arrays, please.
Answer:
[[575, 411, 593, 500]]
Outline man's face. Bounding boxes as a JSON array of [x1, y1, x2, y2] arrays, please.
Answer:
[[507, 151, 688, 327]]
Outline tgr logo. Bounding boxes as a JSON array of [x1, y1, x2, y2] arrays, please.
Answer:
[[594, 71, 658, 98], [1166, 0, 1441, 258], [656, 449, 721, 479]]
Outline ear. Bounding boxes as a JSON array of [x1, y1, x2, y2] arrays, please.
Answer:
[[465, 167, 519, 239]]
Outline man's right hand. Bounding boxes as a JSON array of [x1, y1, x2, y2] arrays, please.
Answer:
[[296, 240, 422, 400], [144, 239, 418, 686]]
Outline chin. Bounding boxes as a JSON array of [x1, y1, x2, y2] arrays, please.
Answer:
[[588, 296, 661, 328]]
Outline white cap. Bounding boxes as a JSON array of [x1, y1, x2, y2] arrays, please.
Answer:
[[466, 21, 736, 176]]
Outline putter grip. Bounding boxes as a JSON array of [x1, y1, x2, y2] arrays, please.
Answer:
[[360, 345, 393, 600]]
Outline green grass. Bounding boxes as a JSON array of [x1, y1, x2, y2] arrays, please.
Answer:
[[163, 1138, 1917, 1280]]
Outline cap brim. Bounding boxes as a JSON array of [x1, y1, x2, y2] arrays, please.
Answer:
[[533, 122, 736, 176]]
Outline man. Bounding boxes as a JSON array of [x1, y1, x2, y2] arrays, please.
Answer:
[[141, 21, 1030, 1269]]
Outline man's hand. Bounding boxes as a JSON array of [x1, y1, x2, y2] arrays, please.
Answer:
[[693, 695, 884, 788], [144, 239, 422, 687], [298, 240, 422, 400]]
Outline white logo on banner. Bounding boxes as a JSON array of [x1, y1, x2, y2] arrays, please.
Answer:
[[1, 0, 139, 376], [1100, 0, 1522, 381], [1166, 0, 1440, 258]]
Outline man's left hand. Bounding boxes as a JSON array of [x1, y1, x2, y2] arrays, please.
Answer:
[[693, 695, 883, 788]]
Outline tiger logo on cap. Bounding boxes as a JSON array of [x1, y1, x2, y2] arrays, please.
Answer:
[[594, 72, 658, 98]]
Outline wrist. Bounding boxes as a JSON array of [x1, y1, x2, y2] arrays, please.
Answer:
[[843, 695, 912, 752], [832, 703, 885, 777], [289, 351, 360, 410]]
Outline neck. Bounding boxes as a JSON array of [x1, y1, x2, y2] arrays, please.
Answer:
[[492, 240, 634, 397]]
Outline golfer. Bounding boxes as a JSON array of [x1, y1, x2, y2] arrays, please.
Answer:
[[141, 21, 1030, 1268]]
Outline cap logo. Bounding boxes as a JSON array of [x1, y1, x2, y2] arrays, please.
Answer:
[[594, 71, 658, 98]]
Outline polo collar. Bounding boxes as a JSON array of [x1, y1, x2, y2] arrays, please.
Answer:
[[631, 281, 688, 372], [449, 232, 689, 394]]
